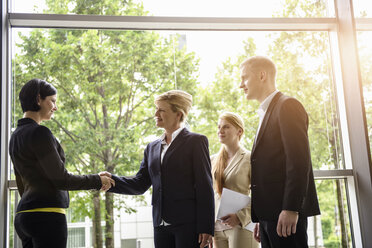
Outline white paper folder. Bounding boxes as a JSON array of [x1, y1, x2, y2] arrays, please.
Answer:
[[217, 187, 256, 232]]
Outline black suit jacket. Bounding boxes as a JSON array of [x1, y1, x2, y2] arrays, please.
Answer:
[[9, 118, 102, 212], [250, 92, 320, 222], [109, 128, 215, 235]]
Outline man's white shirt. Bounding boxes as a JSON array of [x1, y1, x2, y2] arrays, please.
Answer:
[[255, 90, 279, 143]]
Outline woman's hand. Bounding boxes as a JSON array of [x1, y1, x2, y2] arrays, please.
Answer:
[[99, 175, 115, 191], [99, 171, 112, 178], [220, 213, 241, 227]]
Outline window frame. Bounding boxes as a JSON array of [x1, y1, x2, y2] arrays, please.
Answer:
[[1, 0, 372, 247]]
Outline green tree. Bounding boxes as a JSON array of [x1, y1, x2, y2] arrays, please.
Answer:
[[196, 0, 351, 246], [194, 38, 258, 155], [269, 1, 350, 247], [13, 1, 199, 247]]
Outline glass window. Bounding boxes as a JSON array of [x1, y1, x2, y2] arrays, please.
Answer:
[[4, 0, 371, 247], [7, 191, 20, 248], [314, 179, 353, 247], [357, 31, 372, 157], [9, 180, 354, 248], [67, 227, 85, 248], [12, 28, 341, 170], [9, 26, 347, 247], [353, 0, 372, 18], [11, 0, 335, 17], [121, 239, 137, 248]]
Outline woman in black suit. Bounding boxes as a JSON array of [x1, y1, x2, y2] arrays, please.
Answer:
[[104, 90, 215, 248], [9, 79, 115, 248]]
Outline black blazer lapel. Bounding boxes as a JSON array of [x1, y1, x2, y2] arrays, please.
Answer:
[[252, 92, 283, 155], [162, 128, 188, 167], [152, 140, 163, 173]]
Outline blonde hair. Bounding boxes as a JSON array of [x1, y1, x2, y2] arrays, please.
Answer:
[[240, 55, 277, 82], [212, 112, 245, 196], [155, 90, 193, 122]]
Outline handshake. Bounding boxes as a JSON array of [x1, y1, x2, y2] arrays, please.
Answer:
[[98, 171, 115, 191]]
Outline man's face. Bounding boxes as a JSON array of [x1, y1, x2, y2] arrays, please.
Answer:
[[239, 66, 261, 101]]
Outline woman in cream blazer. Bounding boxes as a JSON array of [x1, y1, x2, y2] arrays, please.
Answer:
[[211, 112, 259, 248]]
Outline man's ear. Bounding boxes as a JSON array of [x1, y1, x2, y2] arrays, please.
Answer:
[[260, 71, 267, 81]]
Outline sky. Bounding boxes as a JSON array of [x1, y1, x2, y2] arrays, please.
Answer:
[[10, 0, 372, 85], [11, 0, 282, 85]]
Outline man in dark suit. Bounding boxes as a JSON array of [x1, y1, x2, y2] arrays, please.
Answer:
[[105, 90, 214, 248], [239, 56, 320, 247]]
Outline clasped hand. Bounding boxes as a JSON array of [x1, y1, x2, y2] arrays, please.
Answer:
[[98, 171, 115, 191]]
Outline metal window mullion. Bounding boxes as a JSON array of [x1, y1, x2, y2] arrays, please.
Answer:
[[1, 0, 11, 247], [356, 18, 372, 31], [8, 13, 338, 31], [332, 0, 372, 247], [329, 27, 363, 248], [313, 169, 353, 179]]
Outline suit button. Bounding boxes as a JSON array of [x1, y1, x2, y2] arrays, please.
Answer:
[[252, 184, 257, 188], [252, 159, 256, 162]]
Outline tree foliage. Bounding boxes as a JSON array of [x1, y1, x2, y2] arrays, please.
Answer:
[[195, 0, 352, 247], [13, 0, 371, 247], [14, 1, 199, 247]]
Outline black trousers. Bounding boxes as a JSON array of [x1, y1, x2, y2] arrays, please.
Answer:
[[259, 218, 308, 248], [154, 222, 203, 248], [14, 212, 67, 248]]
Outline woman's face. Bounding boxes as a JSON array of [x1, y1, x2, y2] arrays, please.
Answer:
[[217, 118, 242, 146], [39, 94, 58, 121], [154, 101, 181, 131]]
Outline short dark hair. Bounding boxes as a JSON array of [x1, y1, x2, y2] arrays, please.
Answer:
[[19, 79, 57, 112]]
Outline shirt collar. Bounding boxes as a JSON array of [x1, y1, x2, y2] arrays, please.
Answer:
[[17, 118, 38, 126], [259, 90, 279, 113], [160, 125, 185, 144]]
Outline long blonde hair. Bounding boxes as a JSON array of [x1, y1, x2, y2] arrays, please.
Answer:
[[212, 112, 245, 196]]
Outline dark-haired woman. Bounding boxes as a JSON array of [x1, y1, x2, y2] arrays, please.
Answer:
[[9, 78, 114, 248]]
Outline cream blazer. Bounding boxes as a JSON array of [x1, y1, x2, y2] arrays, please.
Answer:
[[211, 147, 252, 227]]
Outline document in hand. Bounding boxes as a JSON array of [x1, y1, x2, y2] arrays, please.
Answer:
[[217, 187, 255, 232]]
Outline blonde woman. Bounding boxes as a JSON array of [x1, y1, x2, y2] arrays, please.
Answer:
[[106, 90, 214, 248], [211, 112, 258, 248]]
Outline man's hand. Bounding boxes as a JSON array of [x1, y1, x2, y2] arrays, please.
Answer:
[[198, 233, 212, 248], [253, 223, 260, 242], [276, 210, 299, 237], [220, 214, 241, 228]]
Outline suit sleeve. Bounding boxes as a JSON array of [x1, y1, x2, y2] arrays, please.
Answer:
[[236, 155, 252, 227], [32, 126, 102, 190], [108, 146, 152, 195], [193, 135, 215, 235], [236, 204, 251, 227], [279, 98, 311, 211], [14, 167, 25, 197]]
